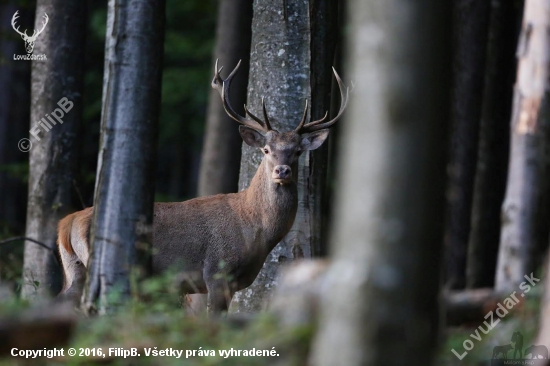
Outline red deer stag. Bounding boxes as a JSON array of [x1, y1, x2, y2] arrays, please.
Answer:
[[57, 61, 348, 312]]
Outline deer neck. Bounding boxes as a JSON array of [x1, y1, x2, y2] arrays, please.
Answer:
[[244, 159, 298, 249]]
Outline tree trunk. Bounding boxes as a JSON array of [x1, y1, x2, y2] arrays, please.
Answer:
[[198, 0, 252, 197], [229, 0, 338, 313], [311, 0, 451, 364], [193, 0, 253, 312], [535, 255, 550, 348], [81, 0, 164, 314], [21, 0, 86, 300], [466, 0, 523, 288], [495, 0, 550, 292], [444, 0, 491, 290]]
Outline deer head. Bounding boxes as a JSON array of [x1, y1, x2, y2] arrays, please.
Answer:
[[212, 60, 349, 184], [12, 11, 49, 54]]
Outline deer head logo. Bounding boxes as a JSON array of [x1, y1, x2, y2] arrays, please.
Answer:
[[11, 11, 48, 54]]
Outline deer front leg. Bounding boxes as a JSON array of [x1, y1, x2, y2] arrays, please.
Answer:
[[204, 264, 235, 314], [206, 282, 230, 314]]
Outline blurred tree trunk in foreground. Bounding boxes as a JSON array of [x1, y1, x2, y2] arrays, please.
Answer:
[[21, 0, 86, 299], [230, 0, 338, 312], [82, 0, 164, 314], [445, 0, 491, 290], [495, 0, 550, 292], [466, 0, 523, 288], [198, 0, 252, 197], [0, 3, 31, 235], [535, 256, 550, 348], [311, 0, 451, 364]]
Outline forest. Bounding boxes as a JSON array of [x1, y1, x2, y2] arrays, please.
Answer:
[[1, 0, 550, 365]]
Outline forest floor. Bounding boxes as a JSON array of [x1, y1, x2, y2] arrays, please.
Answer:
[[0, 238, 544, 366]]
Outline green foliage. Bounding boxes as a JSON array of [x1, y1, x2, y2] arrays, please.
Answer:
[[0, 229, 24, 291], [0, 271, 310, 366], [0, 162, 29, 183]]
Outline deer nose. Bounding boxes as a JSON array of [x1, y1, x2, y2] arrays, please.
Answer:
[[273, 165, 292, 180]]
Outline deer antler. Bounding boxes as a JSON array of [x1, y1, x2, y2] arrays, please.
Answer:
[[212, 59, 272, 133], [11, 11, 28, 38], [30, 13, 48, 40], [295, 68, 349, 134]]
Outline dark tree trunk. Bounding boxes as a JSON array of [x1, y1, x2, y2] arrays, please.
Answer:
[[495, 0, 550, 292], [311, 0, 451, 364], [444, 0, 491, 290], [21, 0, 86, 299], [309, 0, 339, 257], [466, 0, 523, 288], [82, 0, 164, 314], [198, 0, 252, 197], [230, 0, 338, 313], [0, 3, 31, 235]]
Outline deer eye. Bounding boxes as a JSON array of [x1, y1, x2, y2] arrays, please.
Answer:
[[263, 148, 269, 154]]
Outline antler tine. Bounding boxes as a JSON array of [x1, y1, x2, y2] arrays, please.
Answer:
[[243, 97, 272, 131], [294, 99, 309, 133], [33, 13, 48, 38], [212, 59, 271, 133], [261, 98, 272, 131], [11, 11, 27, 37], [299, 67, 349, 133]]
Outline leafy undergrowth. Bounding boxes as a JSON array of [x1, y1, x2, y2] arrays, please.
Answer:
[[0, 269, 546, 365], [0, 273, 313, 366]]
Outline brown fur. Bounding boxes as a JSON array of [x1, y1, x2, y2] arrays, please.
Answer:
[[57, 213, 76, 255], [56, 129, 331, 312]]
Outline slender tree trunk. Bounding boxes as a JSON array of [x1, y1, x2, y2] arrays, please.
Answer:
[[198, 0, 252, 197], [229, 0, 338, 313], [0, 3, 31, 235], [311, 0, 451, 364], [495, 0, 550, 292], [192, 0, 253, 312], [81, 0, 164, 314], [21, 0, 86, 299], [466, 0, 523, 288], [444, 0, 491, 290]]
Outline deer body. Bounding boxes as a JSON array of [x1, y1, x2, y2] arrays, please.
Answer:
[[57, 61, 348, 312]]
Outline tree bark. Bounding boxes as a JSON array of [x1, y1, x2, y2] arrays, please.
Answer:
[[495, 0, 550, 292], [311, 0, 451, 364], [466, 0, 523, 288], [81, 0, 164, 314], [229, 0, 338, 313], [198, 0, 252, 197], [21, 0, 86, 299], [444, 0, 491, 290]]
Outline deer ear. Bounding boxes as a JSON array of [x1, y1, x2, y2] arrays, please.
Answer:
[[300, 129, 329, 151], [239, 126, 266, 147]]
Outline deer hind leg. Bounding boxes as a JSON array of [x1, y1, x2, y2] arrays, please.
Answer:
[[58, 243, 86, 304]]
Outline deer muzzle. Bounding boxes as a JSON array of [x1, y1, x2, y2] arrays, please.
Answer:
[[272, 165, 292, 183]]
